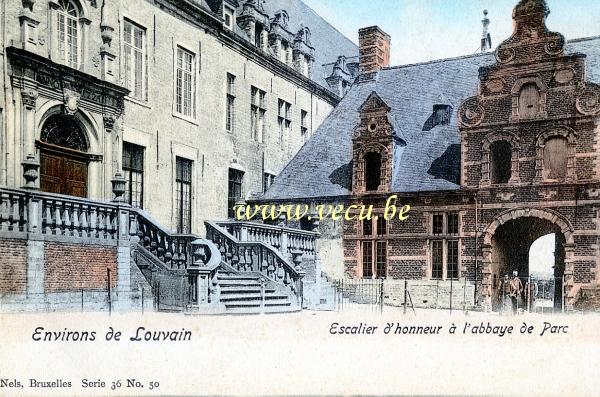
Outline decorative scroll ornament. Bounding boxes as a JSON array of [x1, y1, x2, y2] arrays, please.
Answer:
[[458, 97, 485, 127], [576, 85, 600, 116], [544, 34, 565, 56], [21, 89, 38, 109], [495, 47, 515, 63]]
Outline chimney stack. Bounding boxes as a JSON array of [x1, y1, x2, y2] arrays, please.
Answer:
[[358, 26, 390, 74]]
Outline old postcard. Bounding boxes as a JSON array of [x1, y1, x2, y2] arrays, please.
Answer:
[[1, 0, 600, 395]]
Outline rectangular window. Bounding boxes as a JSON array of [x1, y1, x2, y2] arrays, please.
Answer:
[[447, 212, 459, 235], [175, 157, 193, 234], [57, 6, 79, 68], [226, 73, 236, 132], [251, 86, 266, 142], [175, 47, 195, 118], [447, 240, 459, 279], [123, 142, 144, 208], [278, 99, 291, 145], [362, 219, 373, 236], [376, 217, 387, 236], [362, 241, 373, 278], [431, 240, 443, 280], [223, 5, 235, 30], [432, 213, 444, 235], [124, 20, 146, 100], [376, 241, 387, 278], [263, 172, 275, 193], [301, 110, 308, 142], [228, 168, 244, 218]]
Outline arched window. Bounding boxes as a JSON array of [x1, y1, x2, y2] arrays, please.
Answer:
[[56, 0, 80, 68], [519, 83, 540, 119], [490, 141, 512, 184], [40, 114, 88, 152], [364, 152, 382, 191], [543, 136, 568, 180]]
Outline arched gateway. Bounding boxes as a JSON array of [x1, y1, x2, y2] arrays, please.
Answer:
[[38, 113, 90, 197], [480, 208, 574, 311]]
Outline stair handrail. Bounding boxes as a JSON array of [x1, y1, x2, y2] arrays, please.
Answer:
[[130, 208, 215, 271], [215, 220, 319, 257], [205, 221, 304, 303]]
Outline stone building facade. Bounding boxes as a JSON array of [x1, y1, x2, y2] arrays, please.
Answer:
[[260, 0, 600, 310], [0, 0, 358, 237]]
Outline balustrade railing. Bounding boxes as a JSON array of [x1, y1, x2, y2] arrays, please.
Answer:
[[130, 209, 198, 270], [216, 220, 318, 258], [0, 189, 27, 233], [206, 221, 304, 303], [40, 196, 118, 239]]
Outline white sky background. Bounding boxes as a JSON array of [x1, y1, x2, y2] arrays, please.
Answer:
[[303, 0, 600, 66], [301, 0, 586, 274]]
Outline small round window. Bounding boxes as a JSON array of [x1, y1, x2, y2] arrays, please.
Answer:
[[368, 123, 377, 132]]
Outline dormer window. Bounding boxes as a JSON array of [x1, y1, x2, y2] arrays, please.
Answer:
[[365, 152, 382, 191], [223, 5, 235, 30], [423, 104, 452, 131]]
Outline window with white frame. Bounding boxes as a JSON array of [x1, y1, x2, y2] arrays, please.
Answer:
[[251, 86, 266, 142], [55, 0, 81, 68], [263, 172, 275, 193], [226, 73, 236, 132], [278, 99, 291, 145], [300, 110, 308, 142], [122, 142, 144, 208], [430, 212, 459, 280], [223, 5, 235, 30], [124, 19, 146, 100], [175, 46, 195, 118]]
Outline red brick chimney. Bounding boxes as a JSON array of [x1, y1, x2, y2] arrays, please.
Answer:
[[358, 26, 391, 74]]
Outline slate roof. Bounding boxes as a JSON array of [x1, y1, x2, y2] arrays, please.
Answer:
[[262, 36, 600, 201], [260, 0, 359, 90]]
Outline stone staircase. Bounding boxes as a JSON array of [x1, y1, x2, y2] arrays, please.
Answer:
[[217, 272, 298, 314]]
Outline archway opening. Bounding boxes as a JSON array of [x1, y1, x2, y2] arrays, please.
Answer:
[[489, 216, 565, 312], [364, 152, 382, 191], [38, 113, 90, 197]]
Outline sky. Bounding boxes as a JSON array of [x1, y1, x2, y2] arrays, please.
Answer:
[[302, 0, 600, 66]]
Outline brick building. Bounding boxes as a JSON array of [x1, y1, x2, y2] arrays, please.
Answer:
[[261, 0, 600, 310]]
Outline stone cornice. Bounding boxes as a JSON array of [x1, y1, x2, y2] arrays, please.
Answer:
[[7, 46, 130, 114]]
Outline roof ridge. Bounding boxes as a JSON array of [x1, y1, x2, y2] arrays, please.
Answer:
[[381, 35, 600, 72], [298, 1, 358, 50]]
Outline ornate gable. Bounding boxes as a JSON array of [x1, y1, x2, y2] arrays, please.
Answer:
[[458, 0, 600, 189]]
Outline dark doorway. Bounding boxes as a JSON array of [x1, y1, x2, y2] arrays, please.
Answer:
[[364, 152, 382, 191], [39, 114, 89, 197]]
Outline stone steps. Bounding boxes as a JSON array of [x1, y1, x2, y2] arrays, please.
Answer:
[[216, 272, 297, 314]]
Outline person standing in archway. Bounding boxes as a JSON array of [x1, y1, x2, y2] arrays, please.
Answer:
[[498, 274, 512, 314], [509, 270, 524, 314]]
